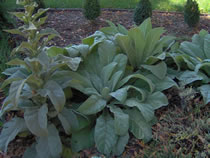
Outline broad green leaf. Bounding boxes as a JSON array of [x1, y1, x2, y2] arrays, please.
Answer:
[[178, 71, 204, 86], [78, 95, 107, 115], [125, 108, 152, 142], [71, 127, 94, 152], [146, 91, 168, 110], [101, 62, 117, 83], [9, 79, 27, 107], [116, 34, 137, 67], [46, 46, 67, 57], [65, 44, 89, 58], [38, 104, 48, 130], [118, 74, 154, 92], [58, 108, 79, 134], [138, 18, 152, 37], [146, 74, 177, 91], [204, 34, 210, 59], [94, 112, 117, 155], [44, 80, 66, 113], [110, 87, 127, 103], [24, 107, 48, 137], [198, 85, 210, 105], [195, 62, 210, 76], [142, 62, 167, 80], [7, 58, 28, 68], [48, 124, 62, 157], [1, 70, 28, 88], [109, 105, 129, 136], [125, 98, 154, 122], [0, 118, 27, 152], [36, 124, 62, 158], [55, 55, 82, 71], [180, 42, 204, 59], [98, 40, 116, 66], [113, 133, 129, 156]]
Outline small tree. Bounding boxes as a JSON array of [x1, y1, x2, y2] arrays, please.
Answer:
[[83, 0, 101, 21], [184, 0, 200, 27], [133, 0, 152, 25]]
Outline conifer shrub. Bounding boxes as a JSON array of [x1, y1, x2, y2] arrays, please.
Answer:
[[83, 0, 101, 21], [184, 0, 200, 27], [133, 0, 152, 25]]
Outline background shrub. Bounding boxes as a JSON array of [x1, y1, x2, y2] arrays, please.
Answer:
[[184, 0, 200, 27], [133, 0, 152, 25], [34, 0, 45, 8], [83, 0, 101, 21]]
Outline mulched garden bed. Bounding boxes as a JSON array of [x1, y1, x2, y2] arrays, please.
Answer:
[[1, 9, 210, 158], [44, 9, 210, 46]]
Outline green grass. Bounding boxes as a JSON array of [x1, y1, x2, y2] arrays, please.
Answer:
[[4, 0, 210, 13]]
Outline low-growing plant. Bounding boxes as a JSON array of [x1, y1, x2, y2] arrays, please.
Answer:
[[133, 0, 152, 25], [169, 30, 210, 105], [184, 0, 200, 27]]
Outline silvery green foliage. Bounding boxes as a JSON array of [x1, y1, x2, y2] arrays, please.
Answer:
[[0, 1, 89, 157], [5, 0, 60, 58], [169, 30, 210, 105], [66, 38, 171, 156]]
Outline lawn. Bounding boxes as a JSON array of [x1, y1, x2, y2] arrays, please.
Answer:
[[4, 0, 210, 13]]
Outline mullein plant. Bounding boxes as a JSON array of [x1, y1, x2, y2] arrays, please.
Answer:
[[0, 0, 87, 157]]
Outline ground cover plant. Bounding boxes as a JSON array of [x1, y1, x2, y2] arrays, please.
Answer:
[[0, 0, 209, 158]]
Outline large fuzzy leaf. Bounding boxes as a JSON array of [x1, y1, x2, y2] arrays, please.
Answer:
[[78, 95, 107, 115], [112, 133, 129, 156], [94, 112, 117, 155], [71, 127, 94, 152], [109, 105, 129, 136], [146, 74, 178, 91], [199, 85, 210, 105], [125, 108, 152, 142], [24, 105, 48, 137], [58, 108, 79, 134], [178, 71, 205, 86], [36, 124, 62, 158], [9, 79, 28, 107], [44, 80, 66, 113], [0, 118, 27, 152], [142, 62, 167, 80]]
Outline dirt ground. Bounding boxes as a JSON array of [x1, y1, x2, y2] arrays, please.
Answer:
[[44, 9, 210, 46]]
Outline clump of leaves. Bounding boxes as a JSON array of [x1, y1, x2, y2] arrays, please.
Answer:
[[0, 0, 86, 157], [83, 0, 101, 21], [4, 0, 59, 58], [169, 30, 210, 105], [133, 0, 152, 25], [184, 0, 200, 27]]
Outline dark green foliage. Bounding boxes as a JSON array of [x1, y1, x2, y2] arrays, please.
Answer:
[[133, 0, 152, 25], [0, 32, 11, 78], [184, 0, 200, 27], [83, 0, 101, 21], [34, 0, 45, 8]]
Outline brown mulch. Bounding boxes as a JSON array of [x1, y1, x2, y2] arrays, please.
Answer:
[[1, 9, 210, 158], [44, 10, 210, 47]]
